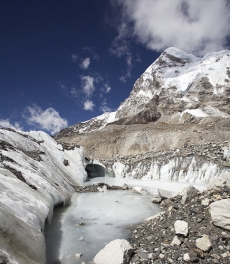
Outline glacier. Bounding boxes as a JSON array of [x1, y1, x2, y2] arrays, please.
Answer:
[[0, 128, 87, 264]]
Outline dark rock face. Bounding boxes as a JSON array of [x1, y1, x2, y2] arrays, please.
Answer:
[[74, 183, 127, 193], [127, 109, 161, 124], [63, 159, 69, 166]]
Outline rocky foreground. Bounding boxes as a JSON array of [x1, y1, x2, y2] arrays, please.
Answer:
[[93, 172, 230, 264]]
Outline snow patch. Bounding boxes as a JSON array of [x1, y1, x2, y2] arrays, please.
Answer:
[[182, 109, 207, 117]]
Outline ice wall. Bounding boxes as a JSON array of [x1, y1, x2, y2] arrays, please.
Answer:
[[109, 157, 220, 184], [0, 129, 87, 264]]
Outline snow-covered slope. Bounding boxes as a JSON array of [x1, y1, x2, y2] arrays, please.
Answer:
[[116, 47, 230, 119], [56, 111, 117, 137], [0, 128, 87, 264]]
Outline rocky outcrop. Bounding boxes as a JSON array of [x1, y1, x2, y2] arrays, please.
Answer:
[[128, 184, 230, 263]]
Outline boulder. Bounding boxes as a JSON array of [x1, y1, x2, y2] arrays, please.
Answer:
[[63, 159, 69, 166], [209, 199, 230, 230], [159, 189, 176, 199], [174, 220, 188, 236], [201, 198, 210, 206], [171, 236, 181, 246], [188, 250, 198, 262], [207, 171, 230, 190], [195, 235, 212, 251], [132, 186, 147, 195], [183, 253, 190, 262], [97, 185, 107, 192], [144, 212, 165, 222], [180, 185, 199, 204], [94, 239, 133, 264], [151, 197, 162, 203]]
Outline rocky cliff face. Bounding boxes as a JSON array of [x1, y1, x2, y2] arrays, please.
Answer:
[[56, 48, 230, 182]]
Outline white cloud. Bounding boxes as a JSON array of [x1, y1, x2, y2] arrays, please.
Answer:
[[24, 105, 68, 135], [81, 75, 95, 97], [99, 99, 113, 113], [83, 100, 95, 111], [104, 84, 111, 93], [80, 57, 90, 69], [115, 0, 230, 55], [71, 54, 78, 62], [0, 119, 23, 131]]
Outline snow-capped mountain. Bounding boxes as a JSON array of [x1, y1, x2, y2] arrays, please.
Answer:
[[116, 47, 230, 120], [56, 47, 230, 138]]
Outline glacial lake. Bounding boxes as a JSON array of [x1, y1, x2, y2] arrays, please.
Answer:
[[45, 178, 206, 264], [45, 189, 161, 264]]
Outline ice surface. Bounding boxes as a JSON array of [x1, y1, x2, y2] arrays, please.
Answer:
[[85, 177, 207, 193], [58, 190, 162, 264]]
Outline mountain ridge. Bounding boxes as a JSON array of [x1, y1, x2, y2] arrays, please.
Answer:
[[56, 47, 230, 162]]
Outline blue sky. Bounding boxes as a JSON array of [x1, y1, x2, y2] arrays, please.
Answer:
[[0, 0, 230, 134]]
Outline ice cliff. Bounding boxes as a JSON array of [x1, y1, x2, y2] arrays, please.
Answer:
[[0, 128, 87, 264], [102, 141, 230, 184]]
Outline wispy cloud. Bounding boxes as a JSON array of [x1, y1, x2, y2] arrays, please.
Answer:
[[110, 21, 131, 57], [84, 47, 100, 60], [104, 84, 111, 93], [59, 81, 69, 97], [109, 18, 135, 82], [114, 0, 230, 55], [119, 52, 133, 82], [100, 83, 111, 94], [23, 105, 68, 135], [83, 100, 95, 111], [0, 119, 23, 131], [71, 54, 78, 62], [70, 87, 78, 98], [80, 57, 90, 69], [99, 99, 113, 113], [81, 75, 95, 97]]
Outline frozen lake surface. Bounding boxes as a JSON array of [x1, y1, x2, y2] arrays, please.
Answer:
[[84, 177, 207, 193], [45, 177, 206, 264], [46, 190, 161, 264]]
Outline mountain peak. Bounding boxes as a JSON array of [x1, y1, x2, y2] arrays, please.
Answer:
[[162, 47, 198, 63], [164, 47, 191, 56], [56, 48, 230, 138]]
